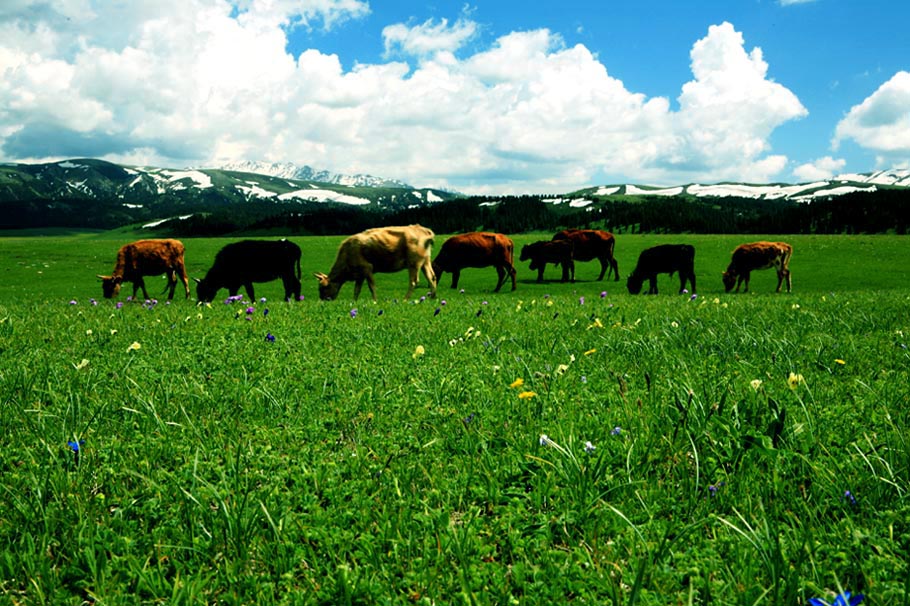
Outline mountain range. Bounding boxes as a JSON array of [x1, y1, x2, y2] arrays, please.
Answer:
[[1, 158, 908, 231]]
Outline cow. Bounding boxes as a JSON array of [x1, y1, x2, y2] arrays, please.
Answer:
[[194, 239, 302, 302], [432, 232, 517, 292], [722, 241, 793, 293], [519, 240, 575, 283], [626, 244, 697, 295], [552, 229, 619, 281], [97, 239, 190, 301], [314, 224, 437, 301]]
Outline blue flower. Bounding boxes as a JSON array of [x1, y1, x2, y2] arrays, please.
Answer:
[[263, 308, 269, 317], [265, 332, 276, 342], [809, 591, 864, 606], [67, 439, 84, 452], [844, 490, 857, 506], [611, 426, 622, 436], [350, 308, 358, 318], [434, 307, 441, 316]]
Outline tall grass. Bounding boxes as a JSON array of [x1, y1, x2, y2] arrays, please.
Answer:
[[0, 234, 909, 604]]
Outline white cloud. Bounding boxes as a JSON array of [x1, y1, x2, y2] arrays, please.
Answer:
[[0, 7, 808, 193], [834, 71, 910, 165], [383, 17, 478, 58], [792, 156, 846, 181]]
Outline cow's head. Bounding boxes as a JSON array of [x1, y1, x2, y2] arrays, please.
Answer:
[[626, 273, 644, 295], [194, 277, 217, 303], [518, 244, 533, 262], [97, 274, 122, 298], [721, 271, 737, 293], [314, 272, 339, 301]]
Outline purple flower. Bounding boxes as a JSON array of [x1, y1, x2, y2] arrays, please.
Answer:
[[611, 426, 622, 436], [350, 308, 358, 318], [690, 293, 698, 301], [708, 485, 718, 497], [441, 299, 447, 306], [682, 289, 689, 294], [298, 295, 305, 301], [579, 296, 585, 305], [90, 298, 98, 306], [844, 490, 857, 506], [600, 291, 607, 298], [245, 306, 255, 315], [115, 302, 124, 309], [265, 332, 275, 342], [69, 299, 77, 305]]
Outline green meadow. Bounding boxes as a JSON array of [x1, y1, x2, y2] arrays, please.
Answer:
[[1, 233, 909, 605]]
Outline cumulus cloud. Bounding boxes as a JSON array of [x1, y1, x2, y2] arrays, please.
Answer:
[[792, 156, 846, 181], [834, 71, 910, 165], [383, 17, 478, 58], [0, 5, 808, 192]]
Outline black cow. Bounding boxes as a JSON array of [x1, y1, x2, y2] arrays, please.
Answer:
[[195, 239, 302, 302], [519, 240, 574, 283], [626, 244, 696, 295]]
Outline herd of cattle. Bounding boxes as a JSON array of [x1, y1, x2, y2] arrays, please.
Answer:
[[96, 225, 793, 302]]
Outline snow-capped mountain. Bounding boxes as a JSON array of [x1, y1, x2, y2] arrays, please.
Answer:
[[219, 160, 412, 189]]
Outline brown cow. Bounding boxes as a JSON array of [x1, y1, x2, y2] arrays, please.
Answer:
[[722, 241, 792, 293], [552, 229, 619, 281], [519, 240, 574, 283], [314, 224, 437, 301], [432, 232, 517, 292], [98, 239, 190, 300]]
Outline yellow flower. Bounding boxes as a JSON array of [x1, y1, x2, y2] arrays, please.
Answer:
[[584, 348, 597, 356], [787, 372, 804, 390], [127, 341, 141, 352], [412, 345, 425, 359], [510, 378, 524, 389], [85, 329, 93, 336], [587, 318, 604, 329], [750, 379, 763, 391], [518, 391, 537, 400], [834, 359, 846, 365], [73, 358, 89, 370], [556, 364, 569, 375]]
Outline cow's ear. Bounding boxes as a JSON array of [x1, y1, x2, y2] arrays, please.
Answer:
[[313, 272, 328, 281], [96, 274, 108, 281]]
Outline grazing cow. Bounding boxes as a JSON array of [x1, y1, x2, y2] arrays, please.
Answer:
[[722, 241, 793, 293], [552, 229, 619, 281], [519, 240, 575, 283], [195, 239, 302, 302], [98, 239, 190, 300], [626, 244, 697, 295], [432, 232, 517, 292], [314, 224, 437, 301]]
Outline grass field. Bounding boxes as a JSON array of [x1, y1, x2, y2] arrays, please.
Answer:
[[1, 233, 909, 605]]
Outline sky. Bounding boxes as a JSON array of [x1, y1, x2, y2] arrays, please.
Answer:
[[1, 0, 908, 194]]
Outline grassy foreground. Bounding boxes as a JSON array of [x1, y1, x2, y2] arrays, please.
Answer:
[[0, 234, 909, 605]]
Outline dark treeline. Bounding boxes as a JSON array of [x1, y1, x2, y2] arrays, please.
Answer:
[[4, 189, 908, 235]]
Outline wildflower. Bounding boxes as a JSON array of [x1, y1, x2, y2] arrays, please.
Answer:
[[682, 289, 689, 294], [792, 303, 800, 310], [518, 391, 537, 400], [844, 490, 857, 506], [265, 332, 276, 342], [73, 358, 89, 370], [350, 308, 358, 319], [110, 329, 118, 335], [127, 341, 141, 352], [510, 378, 525, 389], [539, 434, 551, 446], [377, 309, 384, 316], [246, 306, 255, 315], [67, 439, 84, 453], [69, 299, 78, 305], [750, 379, 763, 391], [86, 329, 93, 336], [412, 345, 425, 359], [459, 289, 465, 294], [556, 364, 569, 376], [260, 297, 267, 303], [116, 302, 123, 309], [588, 318, 604, 329], [713, 297, 720, 304], [808, 591, 864, 606], [708, 485, 718, 497], [419, 295, 426, 303], [787, 372, 805, 390], [579, 296, 585, 305], [584, 441, 596, 454], [298, 295, 305, 301], [90, 298, 98, 306], [670, 321, 679, 328], [434, 307, 441, 316], [834, 359, 846, 365], [600, 291, 607, 298], [584, 348, 597, 356], [263, 308, 269, 317], [463, 413, 475, 425], [581, 375, 587, 384], [690, 294, 698, 301], [611, 426, 622, 436]]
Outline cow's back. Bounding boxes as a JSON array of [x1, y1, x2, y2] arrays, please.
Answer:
[[553, 229, 613, 261], [438, 232, 512, 269], [122, 239, 185, 275]]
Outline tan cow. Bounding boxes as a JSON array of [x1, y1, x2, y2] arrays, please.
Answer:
[[314, 225, 437, 301], [722, 241, 792, 293], [98, 239, 190, 300]]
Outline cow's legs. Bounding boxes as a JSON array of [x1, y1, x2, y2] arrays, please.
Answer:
[[133, 278, 151, 301], [450, 270, 461, 290], [648, 276, 659, 294], [493, 266, 506, 292], [597, 259, 607, 281], [353, 278, 365, 300], [283, 276, 301, 300], [776, 268, 792, 293], [422, 261, 437, 298], [739, 272, 750, 293], [507, 264, 517, 291], [244, 283, 256, 300], [611, 257, 620, 281]]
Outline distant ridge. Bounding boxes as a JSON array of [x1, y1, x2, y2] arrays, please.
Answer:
[[218, 160, 412, 189]]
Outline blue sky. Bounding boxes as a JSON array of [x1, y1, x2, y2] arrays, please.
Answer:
[[1, 0, 908, 193]]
